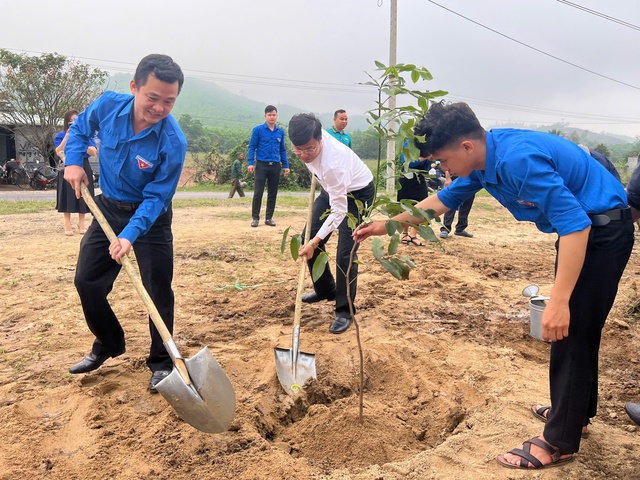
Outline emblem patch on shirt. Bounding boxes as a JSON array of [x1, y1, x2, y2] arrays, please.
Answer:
[[136, 155, 154, 169], [517, 199, 535, 207]]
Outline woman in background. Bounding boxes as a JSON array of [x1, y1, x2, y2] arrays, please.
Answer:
[[55, 109, 96, 236]]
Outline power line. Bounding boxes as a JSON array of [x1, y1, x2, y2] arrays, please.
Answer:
[[2, 46, 637, 130], [556, 1, 640, 31], [426, 0, 640, 91]]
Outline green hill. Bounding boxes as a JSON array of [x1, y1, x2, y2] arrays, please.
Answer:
[[105, 74, 371, 131]]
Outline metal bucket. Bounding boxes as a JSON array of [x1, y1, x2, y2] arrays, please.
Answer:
[[529, 296, 550, 342]]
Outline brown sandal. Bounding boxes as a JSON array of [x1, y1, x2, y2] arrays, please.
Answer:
[[496, 436, 574, 470]]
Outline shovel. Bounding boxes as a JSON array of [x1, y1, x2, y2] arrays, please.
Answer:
[[79, 182, 235, 433], [274, 177, 318, 394]]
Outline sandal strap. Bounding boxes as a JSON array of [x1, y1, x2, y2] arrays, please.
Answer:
[[535, 406, 550, 417], [526, 436, 567, 462], [507, 447, 542, 469]]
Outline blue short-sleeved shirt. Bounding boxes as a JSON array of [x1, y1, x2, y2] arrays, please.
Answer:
[[437, 129, 628, 236], [64, 90, 187, 243]]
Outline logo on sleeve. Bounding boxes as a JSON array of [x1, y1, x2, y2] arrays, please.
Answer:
[[136, 155, 154, 169], [517, 199, 536, 207]]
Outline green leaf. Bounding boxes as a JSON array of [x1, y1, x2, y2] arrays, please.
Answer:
[[390, 258, 411, 280], [280, 227, 290, 254], [379, 258, 403, 280], [347, 215, 358, 231], [416, 224, 438, 243], [374, 60, 386, 69], [388, 233, 400, 255], [411, 70, 420, 83], [385, 220, 401, 236], [290, 234, 302, 260], [400, 255, 418, 269], [312, 252, 329, 282], [371, 237, 385, 260]]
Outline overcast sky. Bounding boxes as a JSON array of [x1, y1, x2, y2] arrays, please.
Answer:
[[1, 0, 639, 137]]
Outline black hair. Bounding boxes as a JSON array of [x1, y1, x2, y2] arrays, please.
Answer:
[[334, 109, 346, 118], [288, 113, 323, 146], [63, 109, 79, 132], [413, 101, 485, 155], [134, 54, 184, 93], [265, 105, 278, 114]]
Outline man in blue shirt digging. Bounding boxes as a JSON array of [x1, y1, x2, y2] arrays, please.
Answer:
[[355, 101, 634, 470], [247, 105, 290, 227], [63, 54, 187, 394]]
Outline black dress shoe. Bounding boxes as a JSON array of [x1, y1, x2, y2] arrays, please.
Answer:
[[330, 314, 353, 334], [454, 230, 474, 238], [251, 219, 259, 227], [625, 402, 640, 426], [69, 350, 124, 374], [302, 291, 336, 303], [149, 370, 171, 394], [265, 218, 276, 227]]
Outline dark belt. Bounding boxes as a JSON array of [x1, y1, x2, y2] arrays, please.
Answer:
[[104, 196, 140, 212], [258, 160, 278, 166], [588, 207, 631, 227]]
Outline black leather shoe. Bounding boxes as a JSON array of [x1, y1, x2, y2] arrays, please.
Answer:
[[69, 350, 124, 374], [454, 230, 473, 238], [149, 370, 171, 394], [265, 218, 276, 227], [251, 219, 259, 227], [625, 402, 640, 426], [330, 314, 352, 334], [302, 291, 336, 303]]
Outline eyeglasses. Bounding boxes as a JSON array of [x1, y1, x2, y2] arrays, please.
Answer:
[[292, 142, 320, 156]]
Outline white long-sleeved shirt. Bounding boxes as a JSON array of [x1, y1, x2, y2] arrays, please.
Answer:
[[304, 131, 373, 240]]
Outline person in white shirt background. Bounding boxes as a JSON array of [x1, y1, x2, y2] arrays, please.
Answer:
[[290, 113, 375, 335]]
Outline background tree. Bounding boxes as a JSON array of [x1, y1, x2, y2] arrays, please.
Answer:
[[0, 50, 107, 165], [593, 142, 611, 157]]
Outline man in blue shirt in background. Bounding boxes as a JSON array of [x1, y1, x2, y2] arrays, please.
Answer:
[[247, 105, 290, 227], [326, 109, 352, 148], [63, 54, 187, 394], [355, 101, 634, 470]]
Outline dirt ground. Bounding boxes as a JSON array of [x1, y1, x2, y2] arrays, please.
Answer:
[[0, 193, 639, 480]]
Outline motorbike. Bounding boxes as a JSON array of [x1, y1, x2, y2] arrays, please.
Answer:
[[28, 165, 58, 190]]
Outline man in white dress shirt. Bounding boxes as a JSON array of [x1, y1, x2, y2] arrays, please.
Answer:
[[290, 113, 375, 334]]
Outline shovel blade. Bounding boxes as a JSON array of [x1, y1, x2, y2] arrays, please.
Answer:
[[156, 346, 235, 433], [274, 347, 317, 395]]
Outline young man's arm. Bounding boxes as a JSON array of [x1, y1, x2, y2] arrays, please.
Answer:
[[543, 227, 590, 342], [354, 193, 450, 241], [280, 128, 290, 175]]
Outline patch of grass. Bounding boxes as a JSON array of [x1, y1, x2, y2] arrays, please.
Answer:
[[0, 201, 56, 215], [177, 183, 230, 192], [172, 196, 309, 210]]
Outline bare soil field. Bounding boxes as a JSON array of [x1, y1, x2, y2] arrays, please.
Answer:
[[0, 194, 639, 480]]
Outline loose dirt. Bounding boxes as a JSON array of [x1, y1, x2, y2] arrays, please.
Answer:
[[1, 194, 639, 480]]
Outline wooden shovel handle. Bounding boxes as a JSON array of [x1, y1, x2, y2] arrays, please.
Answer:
[[293, 177, 317, 328], [80, 183, 190, 383]]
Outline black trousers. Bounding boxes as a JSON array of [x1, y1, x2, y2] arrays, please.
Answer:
[[441, 195, 475, 233], [74, 195, 175, 372], [544, 213, 634, 453], [303, 182, 375, 316], [252, 161, 281, 220]]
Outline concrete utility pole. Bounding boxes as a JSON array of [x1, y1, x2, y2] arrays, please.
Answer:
[[386, 0, 398, 194]]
